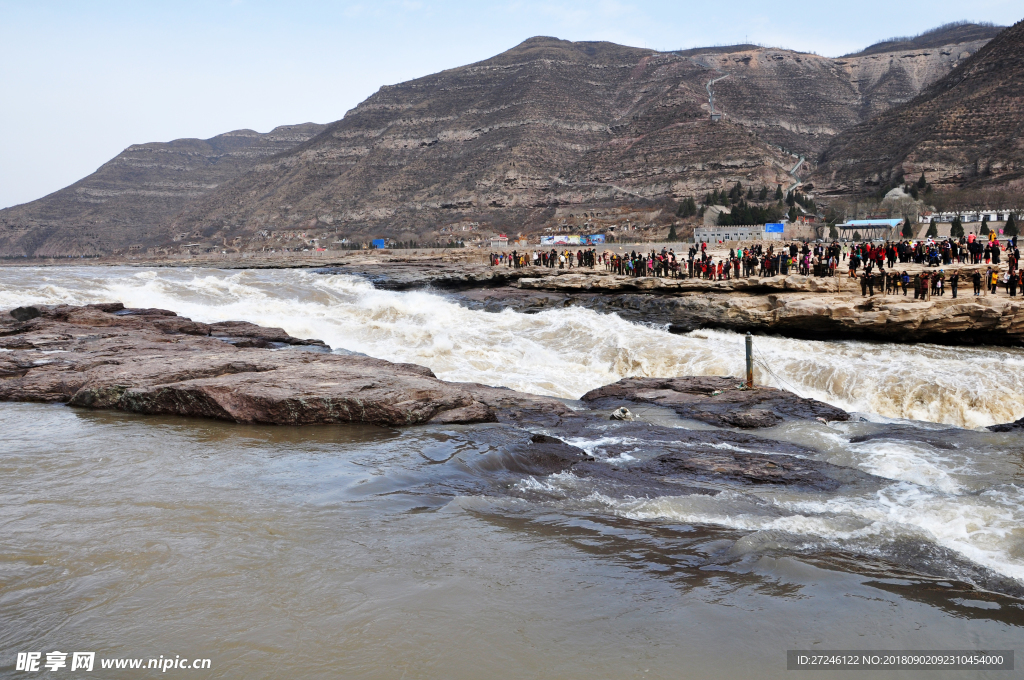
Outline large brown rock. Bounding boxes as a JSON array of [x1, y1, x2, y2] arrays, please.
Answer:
[[0, 304, 569, 427], [457, 275, 1024, 345], [581, 375, 850, 427]]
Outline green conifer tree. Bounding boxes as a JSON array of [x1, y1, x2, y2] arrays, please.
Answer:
[[918, 172, 927, 188], [775, 184, 784, 201], [1005, 213, 1019, 237], [981, 217, 990, 236], [926, 219, 938, 238], [667, 224, 679, 241], [902, 221, 914, 238], [759, 186, 768, 201], [951, 216, 964, 238]]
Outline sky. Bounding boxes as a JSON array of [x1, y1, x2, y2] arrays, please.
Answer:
[[1, 0, 1021, 209]]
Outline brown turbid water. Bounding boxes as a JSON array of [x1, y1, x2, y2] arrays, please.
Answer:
[[1, 266, 1022, 679]]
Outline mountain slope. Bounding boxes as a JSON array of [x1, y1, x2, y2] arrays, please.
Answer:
[[168, 34, 992, 246], [0, 25, 1001, 256], [844, 21, 1003, 57], [817, 20, 1024, 192], [0, 124, 325, 257]]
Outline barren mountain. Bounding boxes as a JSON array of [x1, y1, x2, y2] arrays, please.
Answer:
[[816, 19, 1024, 192], [0, 23, 1003, 256], [844, 21, 1003, 57], [0, 124, 324, 257], [169, 30, 996, 248]]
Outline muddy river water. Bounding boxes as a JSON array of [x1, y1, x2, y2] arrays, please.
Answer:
[[1, 267, 1022, 678]]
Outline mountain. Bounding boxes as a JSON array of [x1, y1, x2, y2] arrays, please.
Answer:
[[167, 33, 996, 248], [816, 20, 1024, 192], [844, 21, 1003, 57], [0, 124, 325, 257], [0, 24, 1003, 256]]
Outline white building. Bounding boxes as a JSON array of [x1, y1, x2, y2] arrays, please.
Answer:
[[921, 210, 1021, 224], [693, 224, 783, 243]]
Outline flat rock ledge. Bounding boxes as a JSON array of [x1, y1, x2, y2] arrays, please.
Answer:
[[988, 416, 1024, 432], [517, 271, 842, 294], [582, 375, 850, 428], [456, 284, 1024, 345], [0, 303, 568, 427], [1, 304, 891, 492]]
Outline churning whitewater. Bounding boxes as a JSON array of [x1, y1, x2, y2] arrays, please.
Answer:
[[2, 266, 1022, 429], [3, 265, 1024, 586]]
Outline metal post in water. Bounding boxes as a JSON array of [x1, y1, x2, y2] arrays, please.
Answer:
[[745, 333, 753, 388]]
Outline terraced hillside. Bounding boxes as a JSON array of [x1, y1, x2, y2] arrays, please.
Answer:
[[0, 22, 1003, 256], [816, 20, 1024, 192], [0, 124, 325, 257], [169, 30, 997, 248]]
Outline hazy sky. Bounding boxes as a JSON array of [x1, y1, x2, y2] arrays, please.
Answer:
[[1, 0, 1021, 209]]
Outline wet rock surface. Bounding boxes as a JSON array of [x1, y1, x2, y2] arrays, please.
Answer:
[[450, 283, 1024, 345], [582, 376, 850, 428], [988, 416, 1024, 432], [2, 304, 878, 495], [0, 303, 569, 427], [318, 262, 531, 291], [485, 414, 878, 496]]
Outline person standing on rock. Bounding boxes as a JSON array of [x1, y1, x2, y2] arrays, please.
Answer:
[[950, 271, 959, 299], [973, 270, 982, 296], [901, 271, 910, 296]]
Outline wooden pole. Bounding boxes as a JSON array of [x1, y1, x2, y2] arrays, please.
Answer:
[[745, 333, 754, 388]]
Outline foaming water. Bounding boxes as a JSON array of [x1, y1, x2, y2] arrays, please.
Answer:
[[2, 266, 1022, 428], [3, 404, 1020, 679], [4, 265, 1024, 670], [513, 419, 1024, 586]]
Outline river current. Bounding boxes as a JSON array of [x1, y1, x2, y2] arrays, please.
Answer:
[[1, 266, 1022, 678]]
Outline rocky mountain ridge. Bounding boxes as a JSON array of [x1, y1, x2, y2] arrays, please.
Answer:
[[816, 19, 1024, 192], [0, 23, 1006, 257], [0, 123, 325, 257], [166, 29, 999, 251]]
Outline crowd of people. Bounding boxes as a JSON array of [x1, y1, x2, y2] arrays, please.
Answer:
[[487, 234, 1024, 298]]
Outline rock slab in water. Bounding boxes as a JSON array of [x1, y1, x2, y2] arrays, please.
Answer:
[[0, 304, 569, 427], [456, 282, 1024, 345], [582, 375, 850, 428], [1, 304, 878, 495], [987, 417, 1024, 432]]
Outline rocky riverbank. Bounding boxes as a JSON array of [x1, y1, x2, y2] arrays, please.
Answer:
[[1, 303, 887, 492], [305, 260, 1024, 345]]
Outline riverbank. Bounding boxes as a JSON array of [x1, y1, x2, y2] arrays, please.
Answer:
[[311, 260, 1024, 345], [6, 248, 1022, 345], [1, 303, 874, 494], [5, 301, 1024, 601]]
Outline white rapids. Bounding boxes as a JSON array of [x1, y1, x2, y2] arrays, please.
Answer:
[[3, 265, 1024, 585], [1, 266, 1022, 429]]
